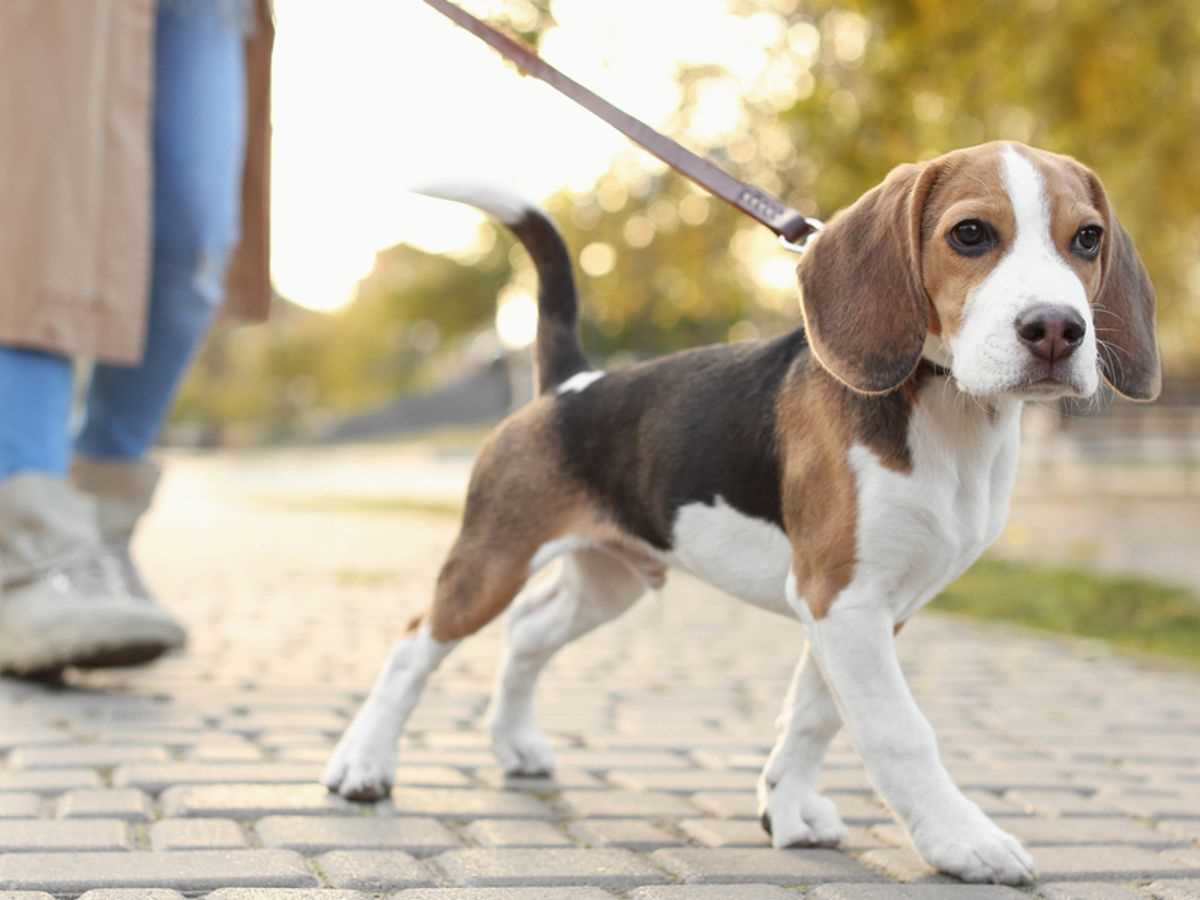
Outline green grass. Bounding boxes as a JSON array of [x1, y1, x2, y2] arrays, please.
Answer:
[[935, 559, 1200, 666]]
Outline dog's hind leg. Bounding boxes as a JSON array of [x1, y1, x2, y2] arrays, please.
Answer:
[[486, 547, 647, 776], [323, 541, 536, 801], [757, 640, 848, 847]]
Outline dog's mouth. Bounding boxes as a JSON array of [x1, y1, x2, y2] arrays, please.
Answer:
[[1016, 378, 1076, 397]]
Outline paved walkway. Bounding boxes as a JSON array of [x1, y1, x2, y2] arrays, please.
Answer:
[[1, 451, 1198, 899]]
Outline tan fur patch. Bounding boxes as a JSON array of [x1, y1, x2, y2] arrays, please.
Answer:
[[919, 143, 1013, 342], [423, 399, 588, 642], [420, 399, 662, 643], [776, 359, 921, 619]]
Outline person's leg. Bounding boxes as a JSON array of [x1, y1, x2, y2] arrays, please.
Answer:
[[76, 4, 247, 459], [0, 345, 187, 676], [0, 348, 73, 479]]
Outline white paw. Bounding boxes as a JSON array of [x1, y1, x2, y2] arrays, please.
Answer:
[[914, 816, 1036, 885], [491, 724, 557, 776], [321, 712, 397, 802], [757, 774, 847, 848]]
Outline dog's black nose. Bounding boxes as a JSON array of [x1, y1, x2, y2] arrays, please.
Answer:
[[1015, 305, 1087, 363]]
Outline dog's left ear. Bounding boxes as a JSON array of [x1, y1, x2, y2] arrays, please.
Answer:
[[796, 161, 941, 395], [1080, 169, 1161, 401]]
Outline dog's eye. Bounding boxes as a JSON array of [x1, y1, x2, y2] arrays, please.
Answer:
[[1071, 224, 1103, 259], [947, 219, 995, 257]]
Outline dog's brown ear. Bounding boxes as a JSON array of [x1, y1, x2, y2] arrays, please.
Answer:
[[1082, 172, 1161, 402], [797, 161, 939, 395]]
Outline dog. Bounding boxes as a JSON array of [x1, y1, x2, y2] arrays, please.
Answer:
[[323, 141, 1159, 885]]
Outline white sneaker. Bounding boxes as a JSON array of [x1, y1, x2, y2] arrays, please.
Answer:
[[0, 473, 185, 676]]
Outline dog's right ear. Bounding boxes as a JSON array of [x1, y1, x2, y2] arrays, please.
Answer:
[[797, 161, 941, 395]]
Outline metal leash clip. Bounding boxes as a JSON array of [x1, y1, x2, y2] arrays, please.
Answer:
[[779, 218, 824, 255]]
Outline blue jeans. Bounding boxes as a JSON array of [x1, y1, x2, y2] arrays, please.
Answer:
[[0, 4, 247, 479]]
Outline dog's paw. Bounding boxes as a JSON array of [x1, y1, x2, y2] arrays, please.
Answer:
[[914, 816, 1036, 885], [757, 774, 847, 848], [322, 716, 397, 802], [491, 724, 556, 777]]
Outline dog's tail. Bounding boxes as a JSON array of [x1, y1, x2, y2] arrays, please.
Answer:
[[412, 182, 589, 394]]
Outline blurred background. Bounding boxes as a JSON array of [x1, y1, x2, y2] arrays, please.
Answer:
[[173, 0, 1199, 619]]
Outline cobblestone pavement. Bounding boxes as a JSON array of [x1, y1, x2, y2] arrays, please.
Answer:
[[1, 452, 1198, 899]]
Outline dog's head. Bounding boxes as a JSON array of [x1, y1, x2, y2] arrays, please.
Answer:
[[796, 141, 1160, 402]]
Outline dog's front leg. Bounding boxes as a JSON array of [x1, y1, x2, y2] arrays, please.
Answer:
[[809, 600, 1035, 885], [758, 641, 846, 848]]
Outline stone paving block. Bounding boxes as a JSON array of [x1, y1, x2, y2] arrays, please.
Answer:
[[387, 788, 553, 820], [186, 745, 267, 763], [161, 784, 362, 818], [78, 892, 186, 900], [1005, 789, 1124, 817], [963, 789, 1032, 817], [0, 795, 41, 819], [689, 790, 888, 825], [460, 819, 573, 848], [393, 889, 617, 900], [0, 894, 54, 900], [0, 819, 131, 852], [255, 732, 335, 748], [588, 735, 770, 752], [677, 818, 771, 848], [948, 765, 1080, 792], [1159, 819, 1200, 842], [811, 887, 1029, 899], [0, 850, 317, 892], [558, 790, 698, 819], [7, 745, 169, 769], [865, 843, 1200, 883], [114, 763, 322, 793], [1036, 883, 1149, 899], [848, 847, 956, 883], [221, 713, 345, 734], [433, 848, 670, 888], [0, 729, 72, 750], [474, 768, 606, 791], [1107, 790, 1200, 821], [873, 815, 1183, 849], [236, 765, 473, 789], [650, 847, 883, 884], [0, 769, 102, 793], [205, 892, 367, 900], [1033, 845, 1200, 880], [554, 751, 693, 770], [689, 750, 767, 771], [56, 788, 153, 821], [150, 819, 248, 850], [256, 816, 459, 854], [1147, 880, 1200, 900], [608, 771, 754, 793], [316, 850, 435, 890], [628, 886, 797, 899], [565, 818, 682, 851]]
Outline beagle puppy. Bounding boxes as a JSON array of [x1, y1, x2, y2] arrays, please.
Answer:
[[323, 141, 1159, 885]]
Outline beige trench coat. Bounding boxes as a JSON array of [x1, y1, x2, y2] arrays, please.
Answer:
[[0, 0, 273, 365]]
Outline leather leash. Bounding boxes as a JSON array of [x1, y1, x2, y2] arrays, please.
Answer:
[[421, 0, 823, 251]]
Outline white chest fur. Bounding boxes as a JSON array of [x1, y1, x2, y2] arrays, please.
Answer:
[[669, 497, 793, 615], [668, 386, 1022, 622], [850, 390, 1022, 622]]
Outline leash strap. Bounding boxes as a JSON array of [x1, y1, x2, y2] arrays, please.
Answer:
[[422, 0, 821, 249]]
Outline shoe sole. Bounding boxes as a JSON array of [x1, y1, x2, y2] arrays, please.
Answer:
[[68, 641, 171, 669], [1, 641, 171, 680]]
